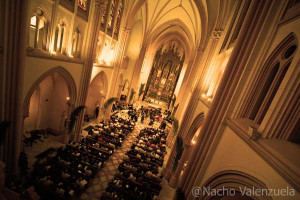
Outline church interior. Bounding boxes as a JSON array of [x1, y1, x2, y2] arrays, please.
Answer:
[[1, 0, 300, 199]]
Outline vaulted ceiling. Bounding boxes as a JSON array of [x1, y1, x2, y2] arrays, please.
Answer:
[[123, 0, 213, 53]]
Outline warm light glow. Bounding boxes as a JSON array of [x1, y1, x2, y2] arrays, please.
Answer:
[[202, 94, 206, 98], [192, 140, 196, 144], [39, 20, 45, 29], [30, 16, 37, 26], [208, 97, 212, 102], [98, 43, 115, 66], [68, 46, 73, 57], [66, 97, 70, 100]]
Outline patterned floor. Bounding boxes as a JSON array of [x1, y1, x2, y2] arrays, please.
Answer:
[[80, 121, 145, 199]]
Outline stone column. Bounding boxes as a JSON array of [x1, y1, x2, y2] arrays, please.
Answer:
[[179, 1, 273, 198], [107, 27, 131, 98], [129, 45, 147, 91], [0, 0, 29, 174], [72, 0, 108, 140], [97, 94, 106, 123], [161, 48, 205, 181], [169, 143, 191, 187]]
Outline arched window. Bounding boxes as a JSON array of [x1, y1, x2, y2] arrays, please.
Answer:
[[114, 0, 123, 39], [100, 0, 124, 40], [53, 20, 66, 54], [29, 16, 37, 48], [28, 8, 48, 50], [53, 27, 59, 52], [37, 18, 46, 49], [239, 33, 298, 143], [72, 28, 80, 57], [249, 36, 297, 124]]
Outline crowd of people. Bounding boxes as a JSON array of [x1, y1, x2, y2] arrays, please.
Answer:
[[29, 102, 171, 199], [101, 127, 167, 200], [31, 110, 135, 199]]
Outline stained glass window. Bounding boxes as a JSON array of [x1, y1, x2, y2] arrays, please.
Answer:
[[101, 0, 108, 30], [114, 2, 122, 34], [108, 0, 117, 30], [78, 0, 88, 11]]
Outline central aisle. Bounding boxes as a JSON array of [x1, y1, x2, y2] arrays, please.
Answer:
[[80, 115, 175, 200], [81, 115, 174, 200]]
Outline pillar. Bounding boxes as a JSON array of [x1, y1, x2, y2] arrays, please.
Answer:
[[0, 0, 29, 174], [72, 0, 108, 140], [107, 27, 131, 98], [97, 94, 106, 123], [161, 50, 203, 181], [169, 143, 192, 187], [178, 1, 273, 198], [129, 45, 147, 91]]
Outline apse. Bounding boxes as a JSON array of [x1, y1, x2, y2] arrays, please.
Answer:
[[143, 40, 185, 107]]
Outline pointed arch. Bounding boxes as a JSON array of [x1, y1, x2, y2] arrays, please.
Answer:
[[202, 170, 271, 200], [240, 32, 298, 124], [23, 67, 77, 118], [186, 112, 205, 143]]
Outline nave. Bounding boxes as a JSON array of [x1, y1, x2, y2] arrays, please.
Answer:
[[20, 104, 175, 200]]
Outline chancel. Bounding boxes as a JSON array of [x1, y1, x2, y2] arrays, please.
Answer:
[[1, 0, 300, 200]]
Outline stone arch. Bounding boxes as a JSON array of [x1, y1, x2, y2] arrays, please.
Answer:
[[86, 71, 109, 117], [90, 71, 109, 95], [186, 112, 205, 143], [23, 66, 77, 118], [201, 170, 271, 200]]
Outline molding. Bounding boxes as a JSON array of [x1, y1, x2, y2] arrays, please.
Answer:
[[201, 170, 272, 200], [278, 3, 300, 26], [93, 63, 114, 69], [26, 48, 84, 64], [226, 118, 300, 192]]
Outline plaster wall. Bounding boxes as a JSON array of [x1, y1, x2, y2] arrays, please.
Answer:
[[194, 126, 300, 200]]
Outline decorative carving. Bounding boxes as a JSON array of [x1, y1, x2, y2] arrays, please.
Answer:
[[78, 0, 88, 11], [144, 40, 185, 107], [211, 30, 223, 40], [95, 0, 107, 12]]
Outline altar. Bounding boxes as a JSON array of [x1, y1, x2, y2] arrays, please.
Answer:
[[143, 40, 185, 108]]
